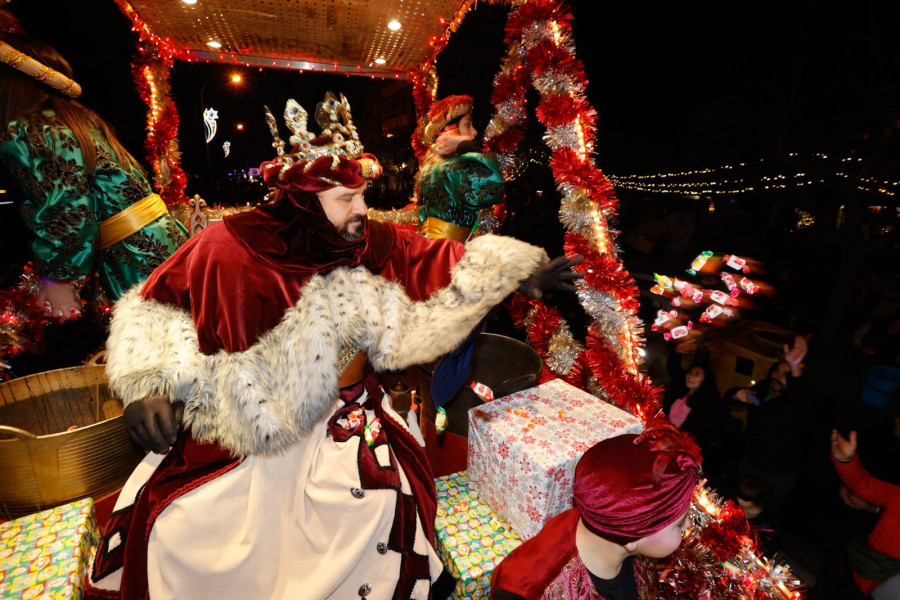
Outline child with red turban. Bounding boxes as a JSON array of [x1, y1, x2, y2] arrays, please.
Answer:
[[491, 420, 701, 599]]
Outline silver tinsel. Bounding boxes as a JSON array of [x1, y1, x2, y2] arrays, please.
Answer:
[[496, 99, 527, 128], [519, 20, 553, 49], [473, 207, 501, 236], [545, 324, 584, 375], [585, 375, 610, 402], [531, 71, 584, 98], [559, 191, 596, 238], [496, 153, 516, 176], [543, 123, 581, 151]]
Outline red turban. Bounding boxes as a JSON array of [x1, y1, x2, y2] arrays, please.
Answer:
[[572, 421, 701, 544], [260, 153, 381, 193]]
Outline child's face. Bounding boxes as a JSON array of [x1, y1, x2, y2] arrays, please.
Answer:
[[630, 509, 691, 558]]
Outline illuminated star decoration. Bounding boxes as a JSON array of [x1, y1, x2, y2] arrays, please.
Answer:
[[223, 140, 231, 157], [203, 108, 219, 143]]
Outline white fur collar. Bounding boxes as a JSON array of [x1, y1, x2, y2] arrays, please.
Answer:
[[105, 234, 547, 456]]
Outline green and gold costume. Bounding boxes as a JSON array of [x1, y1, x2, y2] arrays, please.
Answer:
[[0, 110, 187, 301], [417, 151, 504, 242]]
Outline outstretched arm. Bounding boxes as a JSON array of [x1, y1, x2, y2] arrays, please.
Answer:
[[831, 429, 898, 509], [517, 255, 584, 299]]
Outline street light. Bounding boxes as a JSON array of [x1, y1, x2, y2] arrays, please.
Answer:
[[199, 72, 243, 201]]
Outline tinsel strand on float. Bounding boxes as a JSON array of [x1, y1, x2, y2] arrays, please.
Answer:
[[484, 0, 654, 416], [0, 266, 51, 372], [131, 40, 188, 207], [643, 484, 803, 599], [480, 1, 803, 598]]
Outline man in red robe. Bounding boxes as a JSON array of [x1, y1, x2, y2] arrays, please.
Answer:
[[491, 420, 701, 599], [86, 92, 578, 600]]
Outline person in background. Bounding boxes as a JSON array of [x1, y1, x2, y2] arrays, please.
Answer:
[[832, 428, 900, 599], [734, 475, 778, 558], [414, 94, 504, 242], [736, 336, 812, 515], [0, 18, 186, 370], [663, 345, 738, 483], [852, 310, 900, 368], [490, 420, 701, 599]]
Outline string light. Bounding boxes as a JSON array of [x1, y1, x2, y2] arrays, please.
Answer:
[[608, 154, 898, 197]]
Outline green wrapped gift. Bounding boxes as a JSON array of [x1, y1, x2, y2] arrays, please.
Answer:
[[435, 471, 522, 599], [0, 498, 98, 599]]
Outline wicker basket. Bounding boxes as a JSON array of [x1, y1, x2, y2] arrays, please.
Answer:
[[0, 364, 145, 519]]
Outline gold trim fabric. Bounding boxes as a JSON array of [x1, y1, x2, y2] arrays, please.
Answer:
[[421, 216, 471, 243], [99, 193, 168, 250]]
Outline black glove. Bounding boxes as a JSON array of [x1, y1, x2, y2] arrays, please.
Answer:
[[517, 254, 584, 299], [124, 395, 185, 453]]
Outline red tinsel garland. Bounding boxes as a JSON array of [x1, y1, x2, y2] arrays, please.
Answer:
[[131, 41, 188, 207], [0, 267, 51, 369]]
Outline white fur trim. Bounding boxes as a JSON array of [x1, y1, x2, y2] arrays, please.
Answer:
[[105, 234, 547, 456], [105, 287, 209, 408]]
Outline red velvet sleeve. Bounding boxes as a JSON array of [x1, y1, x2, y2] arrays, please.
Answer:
[[371, 222, 466, 301], [140, 223, 305, 354], [490, 508, 581, 599]]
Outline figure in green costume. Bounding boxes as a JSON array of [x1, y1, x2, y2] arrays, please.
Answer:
[[0, 31, 187, 320], [414, 95, 504, 242]]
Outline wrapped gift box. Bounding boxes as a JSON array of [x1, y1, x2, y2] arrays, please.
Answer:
[[434, 471, 522, 599], [467, 378, 643, 540], [0, 498, 98, 599]]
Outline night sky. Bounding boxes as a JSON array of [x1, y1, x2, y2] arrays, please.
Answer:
[[11, 0, 898, 186]]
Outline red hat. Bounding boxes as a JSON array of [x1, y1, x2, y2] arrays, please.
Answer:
[[261, 153, 380, 193], [260, 92, 381, 193], [572, 420, 701, 544], [419, 94, 473, 147]]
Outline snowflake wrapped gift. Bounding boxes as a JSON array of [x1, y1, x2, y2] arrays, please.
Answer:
[[0, 497, 98, 599], [434, 471, 522, 599], [467, 378, 643, 539]]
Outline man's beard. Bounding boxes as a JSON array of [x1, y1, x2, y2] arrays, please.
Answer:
[[339, 216, 366, 241]]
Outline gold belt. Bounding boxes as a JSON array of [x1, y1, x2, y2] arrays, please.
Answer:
[[99, 193, 168, 250], [421, 216, 471, 243]]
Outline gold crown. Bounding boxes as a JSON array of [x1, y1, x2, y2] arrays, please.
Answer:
[[264, 92, 366, 167]]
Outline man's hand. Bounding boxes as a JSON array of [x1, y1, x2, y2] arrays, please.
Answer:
[[124, 395, 184, 453], [831, 429, 857, 462], [518, 255, 584, 300], [783, 335, 808, 376]]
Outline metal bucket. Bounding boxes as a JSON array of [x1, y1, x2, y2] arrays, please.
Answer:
[[418, 333, 542, 437], [0, 364, 145, 519]]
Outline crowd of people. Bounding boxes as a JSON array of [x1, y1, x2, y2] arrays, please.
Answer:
[[653, 325, 900, 598], [1, 10, 898, 600]]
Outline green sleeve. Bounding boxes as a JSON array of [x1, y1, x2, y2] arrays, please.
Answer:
[[0, 118, 98, 281], [441, 152, 505, 210]]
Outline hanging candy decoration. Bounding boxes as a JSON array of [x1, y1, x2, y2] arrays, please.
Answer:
[[223, 140, 231, 158], [674, 279, 704, 303], [721, 272, 740, 297], [723, 254, 751, 273], [203, 108, 219, 144], [700, 304, 735, 324], [664, 321, 693, 341], [686, 250, 713, 276], [740, 277, 760, 295], [706, 289, 740, 307], [651, 309, 679, 331]]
